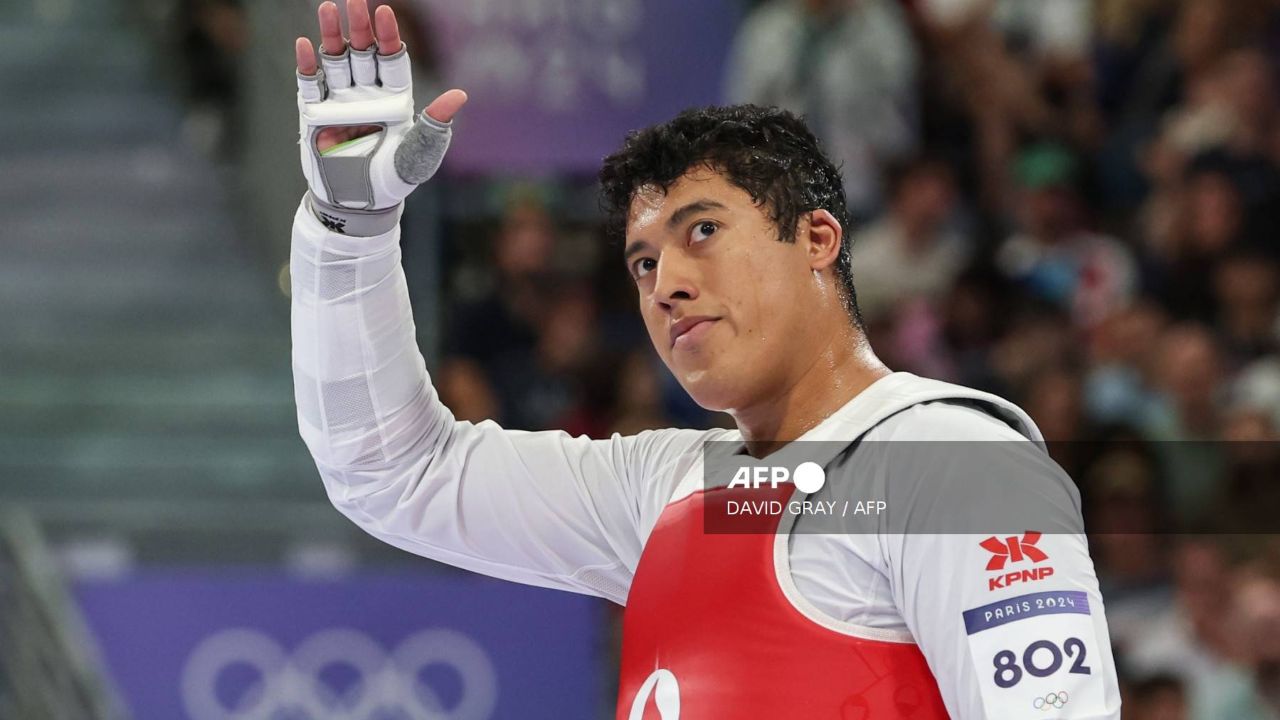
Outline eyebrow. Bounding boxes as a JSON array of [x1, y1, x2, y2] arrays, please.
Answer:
[[665, 199, 728, 230], [623, 199, 729, 263], [623, 240, 653, 263]]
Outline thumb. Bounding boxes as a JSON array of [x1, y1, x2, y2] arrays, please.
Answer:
[[394, 107, 455, 186], [425, 89, 468, 124]]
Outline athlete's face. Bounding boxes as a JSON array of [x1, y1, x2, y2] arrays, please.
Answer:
[[624, 167, 843, 413]]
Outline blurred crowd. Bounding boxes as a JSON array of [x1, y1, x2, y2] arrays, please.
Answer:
[[171, 0, 1280, 717], [427, 1, 1280, 716]]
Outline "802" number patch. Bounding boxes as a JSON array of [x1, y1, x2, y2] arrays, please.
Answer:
[[963, 591, 1106, 716]]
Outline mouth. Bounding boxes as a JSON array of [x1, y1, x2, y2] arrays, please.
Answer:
[[669, 317, 720, 349]]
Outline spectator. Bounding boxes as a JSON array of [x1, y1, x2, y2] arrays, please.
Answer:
[[440, 197, 559, 424], [1146, 164, 1248, 322], [1146, 323, 1225, 441], [438, 356, 500, 424], [1213, 249, 1280, 364], [177, 0, 247, 156], [609, 352, 675, 436], [1141, 48, 1280, 263], [1144, 324, 1228, 516], [1228, 356, 1280, 434], [920, 0, 1094, 63], [725, 0, 920, 215], [1214, 48, 1280, 160], [1093, 0, 1182, 129], [911, 0, 1094, 212], [934, 266, 1013, 391], [1024, 363, 1088, 442], [988, 303, 1074, 396], [1126, 539, 1257, 720], [1078, 442, 1174, 652], [997, 142, 1136, 329], [500, 282, 603, 432], [1083, 300, 1169, 428], [1211, 404, 1280, 535], [848, 157, 969, 322], [1126, 673, 1190, 720], [1146, 163, 1244, 320], [1092, 0, 1183, 212], [1231, 558, 1280, 718]]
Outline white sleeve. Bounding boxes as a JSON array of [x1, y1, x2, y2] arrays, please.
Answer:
[[289, 200, 707, 604], [873, 404, 1123, 719]]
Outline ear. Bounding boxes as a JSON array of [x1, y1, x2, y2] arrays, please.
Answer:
[[802, 209, 843, 273]]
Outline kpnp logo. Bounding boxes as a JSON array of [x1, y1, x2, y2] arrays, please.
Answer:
[[981, 532, 1053, 591]]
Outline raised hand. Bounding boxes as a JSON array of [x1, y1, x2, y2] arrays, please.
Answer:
[[294, 0, 466, 232]]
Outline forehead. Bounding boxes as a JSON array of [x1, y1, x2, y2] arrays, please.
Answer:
[[625, 167, 756, 236]]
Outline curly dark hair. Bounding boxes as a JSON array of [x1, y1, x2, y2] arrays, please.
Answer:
[[598, 104, 862, 328]]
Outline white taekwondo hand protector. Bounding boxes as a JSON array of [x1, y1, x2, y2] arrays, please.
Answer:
[[297, 42, 451, 236]]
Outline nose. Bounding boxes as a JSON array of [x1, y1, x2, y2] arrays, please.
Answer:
[[653, 251, 698, 313]]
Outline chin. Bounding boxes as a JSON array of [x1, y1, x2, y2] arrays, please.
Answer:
[[675, 366, 742, 413]]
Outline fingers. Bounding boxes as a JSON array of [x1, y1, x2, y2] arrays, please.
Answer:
[[318, 1, 344, 55], [347, 0, 374, 51], [306, 1, 412, 92], [374, 5, 402, 55], [425, 89, 469, 124], [295, 37, 317, 76], [319, 1, 381, 88], [296, 37, 325, 101], [318, 0, 352, 89], [395, 112, 454, 185], [375, 5, 411, 92], [346, 0, 377, 86]]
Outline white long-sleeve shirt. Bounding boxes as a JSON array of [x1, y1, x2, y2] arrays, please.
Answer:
[[290, 200, 1121, 718]]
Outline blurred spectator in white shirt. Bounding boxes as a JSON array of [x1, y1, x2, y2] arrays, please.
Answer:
[[912, 0, 1097, 212], [1126, 539, 1259, 720], [1231, 562, 1280, 719], [849, 157, 969, 323], [920, 0, 1092, 61], [725, 0, 919, 216]]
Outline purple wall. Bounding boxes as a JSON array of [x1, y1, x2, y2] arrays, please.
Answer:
[[419, 0, 741, 173], [75, 569, 607, 719]]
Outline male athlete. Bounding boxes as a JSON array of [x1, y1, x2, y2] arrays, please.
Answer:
[[290, 2, 1122, 717]]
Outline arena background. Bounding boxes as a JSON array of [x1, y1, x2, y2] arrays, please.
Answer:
[[4, 0, 1280, 717]]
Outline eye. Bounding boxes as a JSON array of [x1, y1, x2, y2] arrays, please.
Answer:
[[690, 220, 718, 243], [632, 257, 657, 279]]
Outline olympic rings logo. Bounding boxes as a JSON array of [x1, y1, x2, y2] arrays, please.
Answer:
[[180, 627, 498, 720], [1032, 691, 1069, 710]]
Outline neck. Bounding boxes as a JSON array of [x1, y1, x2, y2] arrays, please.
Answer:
[[732, 328, 890, 458]]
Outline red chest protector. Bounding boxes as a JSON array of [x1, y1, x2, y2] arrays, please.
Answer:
[[616, 483, 950, 719]]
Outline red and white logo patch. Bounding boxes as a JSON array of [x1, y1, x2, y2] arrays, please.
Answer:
[[981, 532, 1054, 591]]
